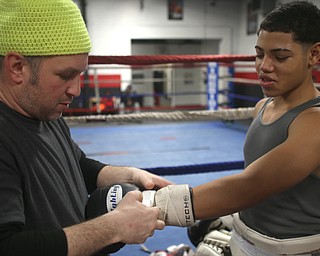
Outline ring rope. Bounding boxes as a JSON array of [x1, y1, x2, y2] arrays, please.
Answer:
[[64, 107, 255, 123], [145, 161, 244, 176], [224, 93, 261, 103], [89, 54, 256, 65]]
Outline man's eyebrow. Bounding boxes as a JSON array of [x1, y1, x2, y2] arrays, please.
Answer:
[[58, 67, 87, 74], [255, 45, 291, 53]]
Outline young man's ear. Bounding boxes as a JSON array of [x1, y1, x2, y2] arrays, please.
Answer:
[[4, 52, 28, 85], [309, 42, 320, 66]]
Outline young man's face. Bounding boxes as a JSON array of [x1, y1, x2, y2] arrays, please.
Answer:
[[255, 30, 311, 98], [19, 53, 88, 121]]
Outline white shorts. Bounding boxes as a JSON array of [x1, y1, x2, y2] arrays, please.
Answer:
[[229, 213, 320, 256]]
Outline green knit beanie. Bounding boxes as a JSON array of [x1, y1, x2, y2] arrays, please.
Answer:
[[0, 0, 91, 56]]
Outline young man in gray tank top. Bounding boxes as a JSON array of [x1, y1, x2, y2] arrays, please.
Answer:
[[144, 1, 320, 255]]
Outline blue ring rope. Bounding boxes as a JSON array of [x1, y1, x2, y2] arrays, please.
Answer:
[[145, 160, 244, 176]]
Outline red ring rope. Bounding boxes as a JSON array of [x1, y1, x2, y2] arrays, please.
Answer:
[[88, 54, 256, 65]]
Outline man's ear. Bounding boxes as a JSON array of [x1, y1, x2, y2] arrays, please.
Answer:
[[309, 42, 320, 66], [4, 52, 28, 85]]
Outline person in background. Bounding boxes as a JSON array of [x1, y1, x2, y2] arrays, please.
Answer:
[[121, 84, 136, 108], [0, 0, 172, 255]]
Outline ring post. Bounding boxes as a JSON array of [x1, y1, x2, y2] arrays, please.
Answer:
[[207, 62, 219, 110]]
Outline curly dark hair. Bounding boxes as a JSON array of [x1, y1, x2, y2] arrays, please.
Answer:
[[258, 1, 320, 44]]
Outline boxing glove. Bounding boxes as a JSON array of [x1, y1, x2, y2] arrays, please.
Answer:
[[194, 230, 232, 256], [143, 184, 195, 227], [85, 183, 139, 254], [187, 218, 224, 247], [188, 215, 234, 247]]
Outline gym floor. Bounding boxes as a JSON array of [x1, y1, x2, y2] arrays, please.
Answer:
[[70, 120, 249, 255]]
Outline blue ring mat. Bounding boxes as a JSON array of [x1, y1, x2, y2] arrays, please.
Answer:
[[70, 120, 248, 255]]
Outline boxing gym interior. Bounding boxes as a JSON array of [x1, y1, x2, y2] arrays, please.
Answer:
[[65, 0, 320, 255]]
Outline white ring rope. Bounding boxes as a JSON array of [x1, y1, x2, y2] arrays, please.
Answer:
[[64, 107, 255, 124]]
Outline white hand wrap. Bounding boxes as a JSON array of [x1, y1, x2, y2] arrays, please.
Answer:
[[142, 190, 156, 207], [150, 184, 195, 227]]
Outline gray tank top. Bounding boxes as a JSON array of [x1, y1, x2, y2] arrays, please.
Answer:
[[240, 97, 320, 239]]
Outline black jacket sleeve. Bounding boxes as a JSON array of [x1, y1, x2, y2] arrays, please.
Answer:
[[0, 222, 68, 256]]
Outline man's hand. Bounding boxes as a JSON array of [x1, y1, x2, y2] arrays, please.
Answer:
[[97, 166, 173, 190], [111, 190, 165, 244], [64, 189, 165, 256]]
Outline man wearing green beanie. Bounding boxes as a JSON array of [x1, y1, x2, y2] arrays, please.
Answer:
[[0, 0, 171, 255]]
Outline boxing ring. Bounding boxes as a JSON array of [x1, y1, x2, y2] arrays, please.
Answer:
[[63, 54, 320, 255]]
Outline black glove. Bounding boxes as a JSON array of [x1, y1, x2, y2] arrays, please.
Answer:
[[187, 218, 226, 247], [86, 183, 139, 254]]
